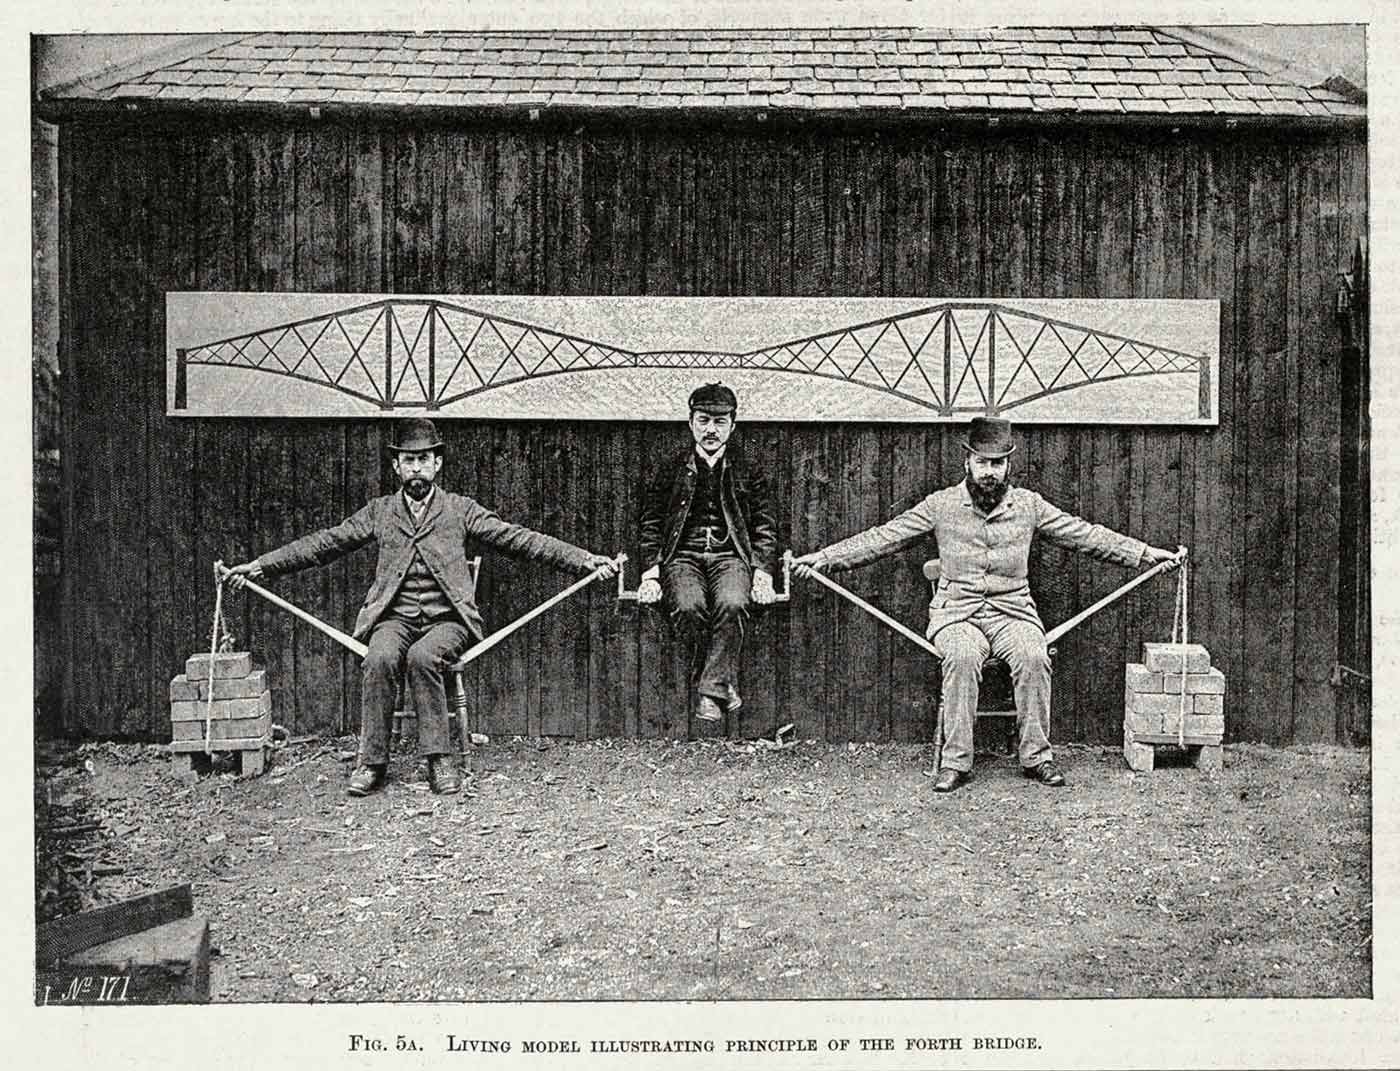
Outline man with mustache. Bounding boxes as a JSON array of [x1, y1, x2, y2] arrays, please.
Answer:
[[637, 384, 778, 731], [793, 416, 1179, 792], [223, 417, 618, 797]]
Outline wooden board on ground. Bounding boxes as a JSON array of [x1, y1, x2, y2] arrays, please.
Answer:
[[37, 884, 193, 966], [37, 916, 211, 1005]]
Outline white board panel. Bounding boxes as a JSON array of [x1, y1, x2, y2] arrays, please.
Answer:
[[166, 293, 1220, 424]]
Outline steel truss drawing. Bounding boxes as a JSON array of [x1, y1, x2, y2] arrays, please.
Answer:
[[173, 298, 1211, 420]]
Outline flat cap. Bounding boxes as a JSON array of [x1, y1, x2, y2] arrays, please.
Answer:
[[688, 382, 738, 415]]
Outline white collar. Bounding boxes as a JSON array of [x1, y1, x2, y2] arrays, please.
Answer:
[[694, 442, 727, 469]]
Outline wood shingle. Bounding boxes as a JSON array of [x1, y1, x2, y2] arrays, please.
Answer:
[[41, 26, 1365, 121]]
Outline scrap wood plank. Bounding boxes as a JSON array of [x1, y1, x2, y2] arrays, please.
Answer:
[[37, 884, 193, 966], [37, 916, 211, 1006]]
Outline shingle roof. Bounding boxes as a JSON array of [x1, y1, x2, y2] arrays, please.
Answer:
[[41, 27, 1365, 121]]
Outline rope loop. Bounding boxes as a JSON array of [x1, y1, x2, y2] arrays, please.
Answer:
[[206, 561, 232, 756]]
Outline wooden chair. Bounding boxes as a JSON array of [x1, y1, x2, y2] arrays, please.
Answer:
[[392, 557, 484, 770], [922, 559, 1056, 754]]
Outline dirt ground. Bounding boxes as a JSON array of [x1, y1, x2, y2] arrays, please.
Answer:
[[35, 733, 1371, 1001]]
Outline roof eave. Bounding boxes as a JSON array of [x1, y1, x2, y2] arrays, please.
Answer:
[[33, 95, 1368, 130]]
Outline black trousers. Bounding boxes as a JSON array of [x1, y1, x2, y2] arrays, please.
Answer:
[[662, 549, 751, 701]]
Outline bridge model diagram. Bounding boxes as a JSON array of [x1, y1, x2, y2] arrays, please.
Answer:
[[169, 296, 1217, 424]]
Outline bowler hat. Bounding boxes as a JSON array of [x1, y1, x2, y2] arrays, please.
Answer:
[[688, 382, 738, 415], [387, 417, 444, 454], [960, 416, 1016, 459]]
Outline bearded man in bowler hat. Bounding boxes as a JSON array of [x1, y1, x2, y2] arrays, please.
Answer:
[[225, 417, 618, 797], [793, 416, 1179, 792], [637, 383, 779, 730]]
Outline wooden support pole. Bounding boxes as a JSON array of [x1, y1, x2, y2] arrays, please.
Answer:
[[215, 563, 368, 659], [795, 556, 942, 661], [1043, 548, 1186, 646], [452, 556, 622, 668]]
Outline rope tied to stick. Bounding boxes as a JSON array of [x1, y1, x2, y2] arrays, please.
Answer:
[[1169, 553, 1191, 748], [207, 561, 235, 756]]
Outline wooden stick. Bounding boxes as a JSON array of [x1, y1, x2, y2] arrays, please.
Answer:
[[801, 566, 942, 660], [453, 557, 621, 667], [216, 565, 369, 659], [1043, 550, 1185, 645]]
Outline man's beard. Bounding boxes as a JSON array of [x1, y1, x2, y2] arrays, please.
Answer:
[[402, 476, 434, 501], [967, 473, 1009, 513]]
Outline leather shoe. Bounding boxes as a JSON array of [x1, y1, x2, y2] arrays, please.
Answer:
[[346, 764, 386, 797], [427, 756, 462, 795], [724, 686, 743, 713], [1023, 761, 1066, 787], [932, 768, 970, 793], [695, 695, 724, 722]]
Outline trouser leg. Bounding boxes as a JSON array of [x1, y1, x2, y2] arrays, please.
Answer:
[[697, 555, 750, 700], [931, 623, 990, 772], [360, 619, 415, 766], [985, 617, 1054, 768], [404, 619, 473, 758], [663, 554, 708, 684]]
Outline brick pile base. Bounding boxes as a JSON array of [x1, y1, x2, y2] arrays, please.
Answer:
[[169, 652, 272, 776], [1123, 642, 1225, 773]]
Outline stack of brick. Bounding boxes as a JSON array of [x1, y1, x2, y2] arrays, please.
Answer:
[[1123, 642, 1225, 773], [169, 652, 272, 776]]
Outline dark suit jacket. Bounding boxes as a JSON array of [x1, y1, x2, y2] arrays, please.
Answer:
[[638, 443, 778, 574], [257, 489, 593, 640]]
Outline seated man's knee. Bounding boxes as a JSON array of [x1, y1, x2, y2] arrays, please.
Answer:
[[1005, 639, 1051, 677], [405, 643, 442, 676], [363, 646, 402, 681], [713, 588, 748, 620], [935, 630, 987, 675], [668, 591, 708, 629]]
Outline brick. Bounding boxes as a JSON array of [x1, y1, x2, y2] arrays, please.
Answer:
[[1162, 712, 1224, 737], [169, 675, 200, 702], [170, 670, 268, 701], [1184, 668, 1225, 695], [1193, 693, 1225, 716], [171, 713, 272, 743], [1126, 691, 1185, 718], [185, 651, 252, 681], [1123, 721, 1154, 772], [1128, 708, 1162, 735], [1142, 642, 1210, 675], [170, 691, 272, 723], [1125, 664, 1163, 693]]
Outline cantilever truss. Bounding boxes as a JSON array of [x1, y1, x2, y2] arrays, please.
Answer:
[[170, 297, 1215, 422]]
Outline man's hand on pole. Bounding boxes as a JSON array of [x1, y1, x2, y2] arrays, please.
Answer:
[[789, 551, 827, 580], [585, 554, 622, 581], [1142, 545, 1188, 570], [220, 560, 264, 591], [750, 568, 777, 605]]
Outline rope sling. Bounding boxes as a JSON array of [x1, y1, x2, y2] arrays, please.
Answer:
[[1169, 554, 1192, 748], [205, 564, 233, 755]]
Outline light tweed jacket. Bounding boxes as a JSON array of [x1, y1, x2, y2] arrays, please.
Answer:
[[817, 481, 1147, 640]]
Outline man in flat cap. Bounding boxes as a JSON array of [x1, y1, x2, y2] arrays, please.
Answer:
[[637, 383, 779, 730], [793, 416, 1179, 792], [224, 417, 618, 797]]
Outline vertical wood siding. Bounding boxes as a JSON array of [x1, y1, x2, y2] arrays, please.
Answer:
[[58, 116, 1368, 745]]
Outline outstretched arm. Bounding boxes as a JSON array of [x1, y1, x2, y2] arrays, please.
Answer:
[[229, 501, 378, 585], [792, 493, 939, 577], [467, 501, 618, 578]]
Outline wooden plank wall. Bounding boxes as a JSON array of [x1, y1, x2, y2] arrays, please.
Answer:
[[57, 115, 1368, 746]]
